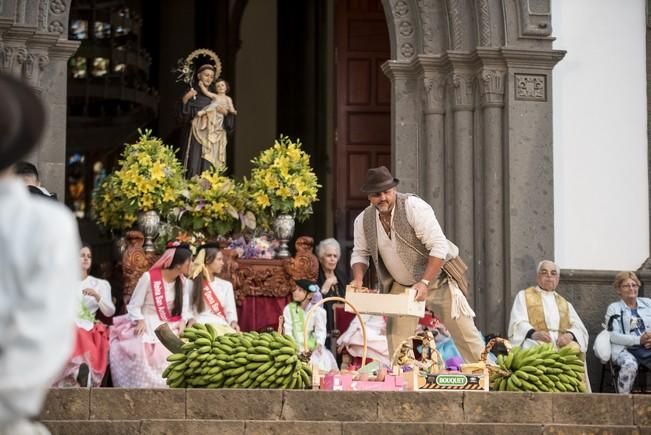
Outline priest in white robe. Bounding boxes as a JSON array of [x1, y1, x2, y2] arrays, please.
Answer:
[[508, 260, 588, 353]]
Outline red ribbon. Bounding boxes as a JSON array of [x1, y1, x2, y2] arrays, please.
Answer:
[[149, 268, 181, 322], [202, 280, 227, 321]]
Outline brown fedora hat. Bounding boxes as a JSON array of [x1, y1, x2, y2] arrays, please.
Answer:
[[360, 166, 399, 193], [0, 72, 46, 171]]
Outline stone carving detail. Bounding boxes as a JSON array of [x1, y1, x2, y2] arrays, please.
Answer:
[[449, 72, 474, 110], [50, 0, 66, 15], [477, 0, 491, 46], [14, 48, 27, 66], [23, 53, 35, 80], [38, 0, 49, 31], [515, 73, 546, 101], [38, 54, 50, 70], [400, 42, 415, 58], [417, 0, 436, 55], [394, 0, 409, 17], [517, 0, 552, 38], [399, 21, 413, 37], [48, 20, 64, 34], [0, 47, 14, 72], [422, 73, 446, 114], [447, 0, 463, 50], [479, 69, 505, 106]]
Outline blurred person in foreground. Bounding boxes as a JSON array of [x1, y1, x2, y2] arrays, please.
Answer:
[[0, 72, 80, 434]]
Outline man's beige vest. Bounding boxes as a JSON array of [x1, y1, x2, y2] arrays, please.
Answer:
[[362, 192, 428, 292]]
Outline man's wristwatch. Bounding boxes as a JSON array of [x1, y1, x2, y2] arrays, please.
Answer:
[[419, 278, 430, 286]]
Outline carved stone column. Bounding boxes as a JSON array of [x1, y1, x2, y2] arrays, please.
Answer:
[[381, 60, 421, 193], [478, 65, 506, 334], [417, 57, 446, 225], [502, 48, 565, 300], [448, 67, 476, 296]]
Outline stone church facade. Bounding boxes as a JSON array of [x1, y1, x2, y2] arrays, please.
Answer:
[[2, 1, 649, 384]]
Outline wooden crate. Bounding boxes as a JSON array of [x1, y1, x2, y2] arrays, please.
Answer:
[[344, 285, 425, 317]]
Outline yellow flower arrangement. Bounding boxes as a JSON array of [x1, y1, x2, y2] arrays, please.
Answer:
[[247, 135, 321, 227], [177, 167, 256, 238], [92, 130, 187, 231]]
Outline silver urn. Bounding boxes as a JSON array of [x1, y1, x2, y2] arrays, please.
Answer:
[[273, 214, 295, 258], [137, 210, 160, 253]]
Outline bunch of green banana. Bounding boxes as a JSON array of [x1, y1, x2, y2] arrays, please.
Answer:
[[489, 343, 587, 393], [162, 323, 313, 389]]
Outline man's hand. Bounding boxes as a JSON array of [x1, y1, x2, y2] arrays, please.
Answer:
[[531, 330, 552, 343], [556, 332, 574, 348], [413, 281, 428, 302], [349, 279, 363, 289]]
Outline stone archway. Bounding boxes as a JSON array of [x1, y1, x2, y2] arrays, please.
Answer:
[[0, 0, 79, 198], [378, 0, 564, 334]]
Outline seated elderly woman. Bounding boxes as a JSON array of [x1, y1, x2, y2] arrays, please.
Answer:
[[316, 238, 348, 349], [605, 271, 651, 393]]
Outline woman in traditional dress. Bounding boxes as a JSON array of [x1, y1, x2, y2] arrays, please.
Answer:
[[283, 279, 338, 371], [188, 243, 240, 333], [53, 244, 115, 387], [109, 242, 193, 387]]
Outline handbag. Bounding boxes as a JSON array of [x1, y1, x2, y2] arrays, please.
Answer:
[[593, 313, 621, 364], [593, 328, 611, 363], [627, 345, 651, 369]]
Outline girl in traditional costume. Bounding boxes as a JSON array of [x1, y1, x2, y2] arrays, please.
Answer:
[[283, 280, 338, 371], [53, 244, 115, 387], [188, 244, 240, 334], [109, 242, 193, 387]]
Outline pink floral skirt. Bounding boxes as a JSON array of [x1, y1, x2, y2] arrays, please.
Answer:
[[109, 315, 181, 388]]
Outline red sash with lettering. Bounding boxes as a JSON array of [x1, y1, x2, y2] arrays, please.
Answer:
[[202, 280, 227, 320], [149, 269, 181, 322]]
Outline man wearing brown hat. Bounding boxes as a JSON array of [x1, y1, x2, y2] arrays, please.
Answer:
[[350, 166, 484, 363], [0, 72, 79, 434]]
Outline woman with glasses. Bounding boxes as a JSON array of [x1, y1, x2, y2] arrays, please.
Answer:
[[604, 271, 651, 393]]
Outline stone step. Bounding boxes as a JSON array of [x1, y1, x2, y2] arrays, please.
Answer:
[[41, 389, 651, 427], [41, 420, 650, 435]]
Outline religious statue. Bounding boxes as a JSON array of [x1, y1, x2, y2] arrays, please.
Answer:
[[177, 49, 237, 178]]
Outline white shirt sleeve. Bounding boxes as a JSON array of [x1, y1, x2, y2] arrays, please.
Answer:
[[405, 196, 448, 259], [282, 304, 292, 337], [313, 308, 328, 346], [0, 198, 80, 416], [223, 281, 238, 324], [127, 272, 150, 321], [350, 212, 370, 267], [181, 279, 194, 322], [508, 290, 533, 346], [96, 278, 115, 317]]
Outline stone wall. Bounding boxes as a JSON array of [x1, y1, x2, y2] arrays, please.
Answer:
[[41, 388, 651, 434]]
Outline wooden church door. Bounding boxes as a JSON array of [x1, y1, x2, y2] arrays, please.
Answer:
[[334, 0, 391, 275]]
